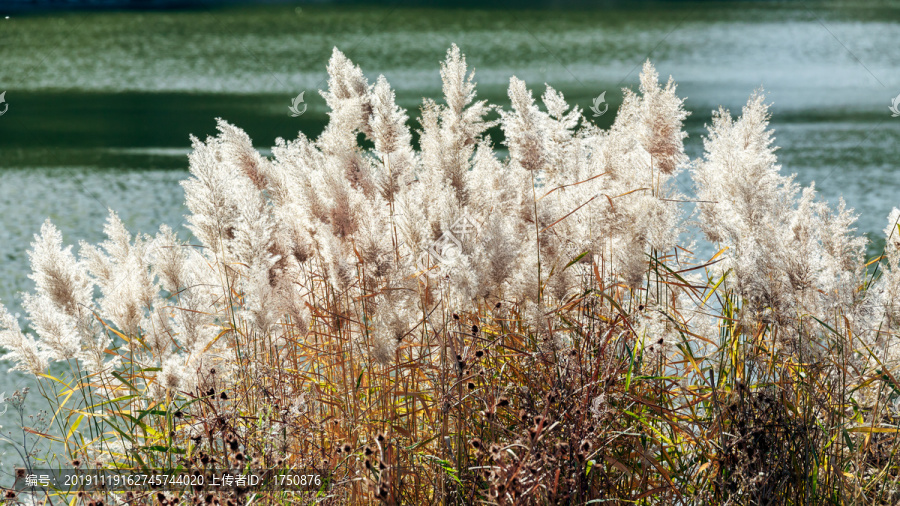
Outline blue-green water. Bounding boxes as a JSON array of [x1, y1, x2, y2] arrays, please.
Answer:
[[0, 2, 898, 468]]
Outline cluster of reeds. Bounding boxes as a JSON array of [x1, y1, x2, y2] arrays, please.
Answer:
[[0, 45, 899, 505]]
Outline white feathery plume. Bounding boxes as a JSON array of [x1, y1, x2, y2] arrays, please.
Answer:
[[151, 354, 191, 400], [635, 61, 689, 176], [26, 220, 95, 322], [694, 92, 799, 323], [141, 299, 175, 362], [502, 77, 546, 174], [418, 44, 495, 217], [170, 247, 220, 360], [82, 211, 157, 339], [318, 48, 376, 197], [23, 220, 102, 365], [0, 301, 48, 374], [20, 295, 80, 361], [148, 224, 187, 294], [370, 74, 416, 204], [182, 125, 245, 255], [695, 91, 869, 332], [321, 47, 373, 138]]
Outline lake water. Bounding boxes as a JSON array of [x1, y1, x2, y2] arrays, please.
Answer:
[[0, 1, 898, 468]]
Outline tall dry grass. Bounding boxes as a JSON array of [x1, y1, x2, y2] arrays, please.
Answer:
[[0, 46, 899, 506]]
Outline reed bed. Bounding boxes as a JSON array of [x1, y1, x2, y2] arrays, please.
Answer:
[[0, 45, 899, 505]]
